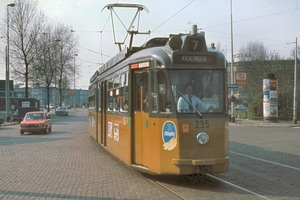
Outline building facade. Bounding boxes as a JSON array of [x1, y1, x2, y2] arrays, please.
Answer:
[[0, 83, 88, 111]]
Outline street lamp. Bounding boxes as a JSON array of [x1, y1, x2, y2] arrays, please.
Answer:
[[6, 2, 15, 122], [74, 54, 78, 111]]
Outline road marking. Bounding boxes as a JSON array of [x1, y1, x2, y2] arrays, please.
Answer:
[[230, 151, 300, 171], [206, 174, 271, 200]]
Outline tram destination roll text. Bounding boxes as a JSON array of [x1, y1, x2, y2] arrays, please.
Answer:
[[174, 55, 215, 64]]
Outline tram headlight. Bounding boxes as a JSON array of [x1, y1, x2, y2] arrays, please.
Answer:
[[196, 132, 209, 145], [169, 35, 182, 50]]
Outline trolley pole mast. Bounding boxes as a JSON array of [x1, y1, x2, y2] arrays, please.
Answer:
[[293, 37, 298, 124]]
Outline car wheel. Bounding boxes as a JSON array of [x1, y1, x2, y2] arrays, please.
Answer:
[[49, 126, 52, 132], [20, 130, 24, 135]]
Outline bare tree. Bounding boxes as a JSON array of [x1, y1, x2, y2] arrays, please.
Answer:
[[53, 24, 79, 106], [31, 25, 57, 110], [290, 43, 300, 59], [4, 0, 47, 97]]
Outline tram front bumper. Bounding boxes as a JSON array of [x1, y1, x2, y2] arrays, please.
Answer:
[[172, 156, 229, 166]]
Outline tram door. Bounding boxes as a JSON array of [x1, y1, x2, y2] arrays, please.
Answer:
[[133, 70, 150, 166]]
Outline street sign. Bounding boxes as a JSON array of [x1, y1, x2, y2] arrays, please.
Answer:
[[235, 72, 248, 85], [228, 84, 238, 91]]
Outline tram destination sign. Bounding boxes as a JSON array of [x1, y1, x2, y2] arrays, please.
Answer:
[[174, 55, 215, 64], [228, 84, 238, 91]]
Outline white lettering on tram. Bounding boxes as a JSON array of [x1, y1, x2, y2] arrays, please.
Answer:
[[182, 55, 207, 62], [164, 131, 175, 137]]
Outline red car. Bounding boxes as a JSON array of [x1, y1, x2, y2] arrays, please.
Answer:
[[19, 111, 52, 135]]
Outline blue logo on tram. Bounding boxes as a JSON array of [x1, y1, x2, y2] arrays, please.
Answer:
[[162, 121, 177, 151]]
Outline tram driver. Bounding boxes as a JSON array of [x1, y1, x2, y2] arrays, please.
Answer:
[[177, 83, 216, 113]]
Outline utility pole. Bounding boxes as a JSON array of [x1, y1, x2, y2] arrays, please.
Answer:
[[293, 37, 298, 124], [74, 54, 78, 111], [230, 0, 235, 122]]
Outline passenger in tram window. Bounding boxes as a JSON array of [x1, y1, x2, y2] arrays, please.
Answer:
[[177, 83, 216, 113], [143, 93, 148, 112], [123, 99, 129, 111]]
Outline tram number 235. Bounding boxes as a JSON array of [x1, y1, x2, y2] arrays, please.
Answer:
[[195, 120, 209, 128]]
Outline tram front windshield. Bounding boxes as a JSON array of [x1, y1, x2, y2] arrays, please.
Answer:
[[156, 70, 224, 114]]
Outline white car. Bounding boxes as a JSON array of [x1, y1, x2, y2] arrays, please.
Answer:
[[235, 105, 248, 110], [40, 108, 50, 115], [49, 104, 55, 109]]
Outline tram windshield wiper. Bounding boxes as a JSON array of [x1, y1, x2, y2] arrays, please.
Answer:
[[175, 88, 203, 118]]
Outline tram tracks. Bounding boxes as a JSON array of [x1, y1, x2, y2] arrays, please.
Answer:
[[229, 151, 300, 188], [206, 173, 271, 200], [141, 150, 300, 200], [214, 151, 300, 199], [143, 172, 271, 200]]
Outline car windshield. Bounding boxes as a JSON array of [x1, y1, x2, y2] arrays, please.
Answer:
[[25, 113, 45, 120], [168, 69, 224, 114]]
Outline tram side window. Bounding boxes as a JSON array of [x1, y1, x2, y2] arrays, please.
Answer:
[[108, 88, 128, 113], [114, 89, 120, 111], [150, 71, 158, 112], [120, 87, 129, 112], [88, 95, 95, 110], [108, 90, 114, 111], [157, 71, 172, 113], [142, 72, 149, 112], [114, 75, 120, 88]]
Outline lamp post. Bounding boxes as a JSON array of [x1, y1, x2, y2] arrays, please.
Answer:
[[5, 2, 15, 122], [74, 54, 78, 111]]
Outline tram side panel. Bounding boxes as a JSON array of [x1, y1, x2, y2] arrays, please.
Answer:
[[105, 114, 132, 165], [145, 117, 180, 174], [88, 109, 97, 141]]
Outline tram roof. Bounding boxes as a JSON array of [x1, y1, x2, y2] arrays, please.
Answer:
[[96, 29, 226, 77]]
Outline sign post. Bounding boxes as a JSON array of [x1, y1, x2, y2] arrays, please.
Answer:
[[228, 84, 238, 91]]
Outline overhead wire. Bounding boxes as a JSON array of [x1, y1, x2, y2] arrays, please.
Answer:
[[151, 0, 195, 33]]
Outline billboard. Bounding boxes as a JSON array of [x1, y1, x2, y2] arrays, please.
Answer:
[[235, 72, 248, 85], [263, 77, 278, 119]]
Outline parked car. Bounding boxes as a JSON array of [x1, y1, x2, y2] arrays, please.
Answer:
[[19, 111, 52, 134], [235, 105, 248, 110], [55, 107, 69, 116]]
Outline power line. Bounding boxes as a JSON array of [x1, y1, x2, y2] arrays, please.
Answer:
[[205, 29, 293, 44], [151, 0, 195, 33], [77, 46, 110, 58], [205, 7, 300, 29]]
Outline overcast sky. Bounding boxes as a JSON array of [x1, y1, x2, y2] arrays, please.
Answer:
[[0, 0, 299, 89]]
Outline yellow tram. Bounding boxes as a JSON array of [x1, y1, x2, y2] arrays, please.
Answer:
[[88, 23, 229, 175]]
